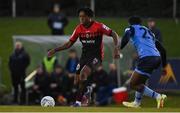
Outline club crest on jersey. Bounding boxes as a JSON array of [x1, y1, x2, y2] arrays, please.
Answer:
[[93, 58, 98, 64], [86, 33, 90, 38]]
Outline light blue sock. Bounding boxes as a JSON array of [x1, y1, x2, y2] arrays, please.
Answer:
[[134, 91, 142, 105], [143, 86, 161, 99]]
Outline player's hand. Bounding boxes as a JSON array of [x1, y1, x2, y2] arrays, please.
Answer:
[[161, 64, 168, 75], [47, 49, 56, 57], [114, 47, 120, 59]]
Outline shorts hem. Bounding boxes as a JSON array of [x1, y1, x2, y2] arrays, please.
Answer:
[[134, 68, 151, 78]]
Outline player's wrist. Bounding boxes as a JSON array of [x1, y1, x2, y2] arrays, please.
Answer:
[[114, 45, 120, 49], [114, 46, 119, 49], [54, 48, 59, 53]]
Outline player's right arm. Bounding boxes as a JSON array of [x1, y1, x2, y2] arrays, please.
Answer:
[[120, 26, 134, 50], [99, 23, 120, 59], [48, 41, 74, 57], [48, 26, 79, 57], [155, 40, 167, 75]]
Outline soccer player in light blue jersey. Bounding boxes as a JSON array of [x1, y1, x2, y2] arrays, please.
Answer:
[[120, 16, 167, 108]]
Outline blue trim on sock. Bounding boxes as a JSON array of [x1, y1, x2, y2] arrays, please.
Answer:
[[134, 91, 143, 104], [136, 97, 142, 100], [143, 85, 160, 99]]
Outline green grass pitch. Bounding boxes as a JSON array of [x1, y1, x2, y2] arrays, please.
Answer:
[[0, 106, 180, 112], [0, 92, 180, 112]]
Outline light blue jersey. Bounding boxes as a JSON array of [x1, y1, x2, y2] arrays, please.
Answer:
[[126, 25, 160, 58]]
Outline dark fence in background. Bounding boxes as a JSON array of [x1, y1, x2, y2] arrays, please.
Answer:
[[0, 0, 180, 17]]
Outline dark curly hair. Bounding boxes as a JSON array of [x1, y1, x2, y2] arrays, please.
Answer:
[[77, 7, 94, 17], [128, 16, 142, 25]]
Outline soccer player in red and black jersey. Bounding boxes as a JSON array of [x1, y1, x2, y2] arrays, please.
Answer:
[[48, 7, 120, 106]]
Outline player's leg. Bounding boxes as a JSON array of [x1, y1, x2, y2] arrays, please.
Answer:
[[73, 62, 85, 106], [123, 71, 147, 108], [82, 57, 102, 105], [75, 57, 101, 106], [129, 71, 147, 106], [73, 60, 93, 106], [132, 71, 162, 104], [74, 64, 92, 85], [78, 65, 96, 106], [131, 71, 166, 108], [123, 56, 167, 108], [123, 71, 163, 108], [135, 57, 167, 108]]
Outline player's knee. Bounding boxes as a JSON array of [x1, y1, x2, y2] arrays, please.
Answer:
[[81, 65, 91, 78]]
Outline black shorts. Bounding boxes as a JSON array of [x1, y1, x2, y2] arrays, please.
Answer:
[[76, 56, 102, 75], [135, 56, 161, 77]]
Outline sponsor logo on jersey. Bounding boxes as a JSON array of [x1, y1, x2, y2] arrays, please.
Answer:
[[102, 24, 110, 31], [86, 34, 90, 38]]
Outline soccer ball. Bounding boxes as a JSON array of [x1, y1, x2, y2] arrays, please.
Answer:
[[41, 96, 55, 107]]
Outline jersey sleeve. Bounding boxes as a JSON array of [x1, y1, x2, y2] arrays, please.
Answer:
[[69, 26, 79, 42], [120, 27, 135, 50], [99, 23, 112, 36], [125, 26, 135, 37]]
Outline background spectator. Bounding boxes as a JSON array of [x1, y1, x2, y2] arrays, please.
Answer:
[[147, 18, 163, 43], [8, 41, 30, 105], [65, 49, 79, 75], [48, 4, 68, 35], [65, 49, 79, 104], [50, 65, 69, 105], [65, 49, 79, 85]]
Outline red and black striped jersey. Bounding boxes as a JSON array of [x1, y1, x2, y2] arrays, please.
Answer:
[[69, 21, 112, 60]]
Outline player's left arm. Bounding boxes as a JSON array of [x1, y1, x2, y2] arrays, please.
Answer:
[[120, 27, 134, 50], [100, 24, 120, 59], [155, 40, 167, 68], [110, 31, 120, 59]]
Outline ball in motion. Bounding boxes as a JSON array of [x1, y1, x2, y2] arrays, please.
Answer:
[[41, 96, 55, 107]]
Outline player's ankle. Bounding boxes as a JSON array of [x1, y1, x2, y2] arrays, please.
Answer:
[[75, 101, 81, 106], [133, 101, 141, 106]]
